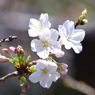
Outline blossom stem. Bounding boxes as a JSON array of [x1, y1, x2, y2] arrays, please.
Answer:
[[48, 56, 58, 64]]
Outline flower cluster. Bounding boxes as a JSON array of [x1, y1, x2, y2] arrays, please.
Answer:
[[28, 12, 86, 88]]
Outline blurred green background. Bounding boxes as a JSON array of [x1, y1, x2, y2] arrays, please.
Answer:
[[0, 0, 95, 95]]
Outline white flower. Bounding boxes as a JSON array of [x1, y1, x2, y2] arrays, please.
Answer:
[[58, 20, 85, 53], [31, 28, 61, 58], [29, 59, 60, 88], [28, 13, 51, 37]]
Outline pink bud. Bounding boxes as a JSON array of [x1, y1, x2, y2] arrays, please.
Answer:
[[23, 82, 30, 89], [61, 69, 68, 75], [61, 63, 68, 69], [0, 55, 9, 62], [9, 46, 17, 53], [2, 48, 10, 55], [17, 45, 24, 56], [17, 45, 24, 53], [58, 63, 68, 75], [55, 50, 65, 58]]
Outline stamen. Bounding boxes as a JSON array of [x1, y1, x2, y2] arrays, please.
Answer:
[[43, 41, 50, 46], [39, 25, 44, 30], [42, 69, 49, 74], [67, 35, 71, 41]]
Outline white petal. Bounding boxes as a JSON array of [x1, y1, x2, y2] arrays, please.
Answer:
[[63, 20, 74, 35], [39, 13, 51, 28], [58, 25, 67, 37], [71, 29, 85, 42], [29, 71, 42, 83], [31, 39, 42, 52], [49, 41, 61, 52], [28, 28, 39, 37], [29, 19, 40, 29], [31, 39, 43, 52], [39, 28, 51, 41], [61, 37, 72, 49], [71, 42, 82, 53], [50, 72, 60, 82], [65, 41, 72, 49], [36, 60, 47, 70], [40, 75, 52, 88], [47, 61, 57, 72], [50, 29, 59, 41], [45, 79, 52, 89], [37, 48, 49, 58]]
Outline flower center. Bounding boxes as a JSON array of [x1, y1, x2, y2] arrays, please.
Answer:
[[42, 41, 50, 46], [67, 35, 71, 41], [39, 25, 44, 30], [42, 69, 49, 74]]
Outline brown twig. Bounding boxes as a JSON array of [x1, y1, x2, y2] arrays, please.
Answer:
[[0, 35, 17, 46], [74, 22, 79, 28], [0, 71, 18, 82]]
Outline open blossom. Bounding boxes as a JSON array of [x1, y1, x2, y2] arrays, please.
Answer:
[[29, 59, 60, 88], [28, 13, 51, 37], [58, 20, 85, 53], [31, 28, 61, 58]]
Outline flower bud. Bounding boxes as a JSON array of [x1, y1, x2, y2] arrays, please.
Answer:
[[20, 76, 26, 86], [17, 45, 24, 56], [0, 55, 9, 62], [2, 48, 11, 55], [82, 9, 87, 16], [55, 50, 65, 58], [22, 82, 30, 89], [61, 69, 68, 75], [61, 63, 68, 69], [9, 46, 17, 53], [26, 55, 31, 64], [80, 19, 88, 25], [60, 63, 68, 75], [28, 65, 36, 73], [58, 63, 68, 75]]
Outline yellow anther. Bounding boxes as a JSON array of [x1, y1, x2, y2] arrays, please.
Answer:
[[43, 41, 50, 46], [42, 69, 48, 74], [39, 25, 44, 30], [67, 35, 71, 41]]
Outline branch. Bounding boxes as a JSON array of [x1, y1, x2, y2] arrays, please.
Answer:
[[0, 71, 18, 82], [0, 35, 17, 46], [61, 74, 95, 95]]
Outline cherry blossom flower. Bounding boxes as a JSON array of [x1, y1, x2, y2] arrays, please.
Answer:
[[28, 13, 51, 37], [58, 20, 85, 53], [31, 28, 61, 58], [29, 59, 60, 88]]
